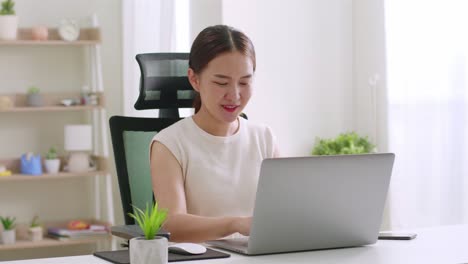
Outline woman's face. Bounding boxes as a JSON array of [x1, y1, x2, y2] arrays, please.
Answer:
[[189, 51, 254, 124]]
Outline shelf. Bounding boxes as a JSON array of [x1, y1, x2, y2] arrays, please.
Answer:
[[0, 219, 111, 251], [0, 28, 101, 46], [0, 92, 105, 113], [0, 156, 108, 182]]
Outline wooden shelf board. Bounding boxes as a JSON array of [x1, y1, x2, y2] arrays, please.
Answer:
[[0, 170, 108, 182], [0, 236, 111, 250], [0, 105, 103, 113], [0, 28, 101, 46]]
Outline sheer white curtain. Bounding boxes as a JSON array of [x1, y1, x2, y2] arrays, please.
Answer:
[[385, 0, 468, 229], [122, 0, 190, 117]]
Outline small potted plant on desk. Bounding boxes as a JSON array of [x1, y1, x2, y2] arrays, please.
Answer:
[[0, 0, 18, 40], [0, 216, 16, 244], [128, 202, 168, 264], [44, 147, 61, 174], [29, 215, 43, 241]]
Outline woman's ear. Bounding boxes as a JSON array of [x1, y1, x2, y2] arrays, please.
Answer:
[[188, 68, 200, 92]]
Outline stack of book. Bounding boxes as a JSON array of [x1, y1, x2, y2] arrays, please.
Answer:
[[47, 225, 109, 241]]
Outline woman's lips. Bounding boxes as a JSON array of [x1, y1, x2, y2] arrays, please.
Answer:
[[222, 105, 238, 113]]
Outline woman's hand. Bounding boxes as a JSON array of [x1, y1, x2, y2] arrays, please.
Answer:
[[232, 217, 252, 236]]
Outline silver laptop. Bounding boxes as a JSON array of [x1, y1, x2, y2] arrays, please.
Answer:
[[207, 153, 395, 255]]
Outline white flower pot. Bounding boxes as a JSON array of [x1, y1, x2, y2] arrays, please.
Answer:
[[2, 229, 16, 244], [130, 236, 168, 264], [44, 159, 61, 174], [0, 15, 18, 40], [29, 226, 43, 241]]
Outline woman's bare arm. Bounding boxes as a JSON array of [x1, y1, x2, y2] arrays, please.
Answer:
[[150, 141, 250, 242]]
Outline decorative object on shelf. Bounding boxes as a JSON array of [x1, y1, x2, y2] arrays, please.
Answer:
[[0, 216, 16, 244], [311, 132, 376, 155], [20, 152, 43, 175], [26, 86, 43, 107], [48, 221, 107, 241], [29, 215, 43, 241], [58, 19, 79, 42], [64, 124, 95, 172], [0, 0, 18, 40], [0, 164, 12, 176], [31, 26, 48, 41], [0, 95, 13, 110], [67, 220, 89, 230], [128, 202, 168, 264], [44, 147, 61, 174], [60, 98, 74, 107]]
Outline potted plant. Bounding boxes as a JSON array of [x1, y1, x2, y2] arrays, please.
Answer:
[[44, 147, 61, 174], [29, 215, 43, 241], [0, 0, 17, 40], [312, 132, 375, 155], [128, 202, 168, 264], [0, 216, 16, 244], [27, 86, 43, 107]]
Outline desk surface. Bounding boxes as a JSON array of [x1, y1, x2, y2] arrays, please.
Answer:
[[3, 225, 468, 264]]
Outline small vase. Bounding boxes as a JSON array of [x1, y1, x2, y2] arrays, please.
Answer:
[[31, 26, 48, 41], [0, 15, 18, 40], [2, 229, 16, 244], [130, 236, 168, 264], [27, 93, 43, 107], [44, 159, 61, 174], [29, 226, 43, 241]]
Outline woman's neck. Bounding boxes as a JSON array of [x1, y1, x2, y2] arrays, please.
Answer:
[[192, 109, 239, 137]]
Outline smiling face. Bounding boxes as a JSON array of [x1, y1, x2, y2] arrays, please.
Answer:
[[189, 51, 254, 125]]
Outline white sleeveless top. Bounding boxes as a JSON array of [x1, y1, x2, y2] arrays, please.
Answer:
[[152, 116, 276, 217]]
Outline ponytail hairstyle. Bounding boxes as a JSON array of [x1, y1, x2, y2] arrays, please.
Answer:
[[189, 25, 256, 113]]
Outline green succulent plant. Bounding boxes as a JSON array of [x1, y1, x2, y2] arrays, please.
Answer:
[[0, 0, 15, 15], [128, 202, 167, 240], [0, 216, 16, 230], [312, 132, 375, 156], [27, 86, 40, 94], [45, 147, 58, 160]]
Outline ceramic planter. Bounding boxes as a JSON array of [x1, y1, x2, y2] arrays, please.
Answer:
[[130, 236, 168, 264], [0, 15, 18, 40], [27, 93, 43, 107], [29, 226, 43, 241], [2, 229, 16, 244], [44, 159, 61, 174]]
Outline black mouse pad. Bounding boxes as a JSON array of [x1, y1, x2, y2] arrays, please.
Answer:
[[94, 248, 230, 263]]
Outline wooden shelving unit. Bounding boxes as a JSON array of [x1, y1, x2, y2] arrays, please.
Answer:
[[0, 28, 101, 46], [0, 19, 115, 255]]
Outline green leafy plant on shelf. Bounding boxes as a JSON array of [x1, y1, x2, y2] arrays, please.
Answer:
[[312, 132, 375, 155], [0, 0, 15, 15], [30, 215, 41, 228], [45, 147, 58, 160], [27, 86, 40, 94], [128, 202, 168, 240], [0, 216, 16, 230]]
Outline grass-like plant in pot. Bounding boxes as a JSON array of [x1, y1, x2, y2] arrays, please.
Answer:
[[27, 86, 43, 107], [312, 132, 375, 156], [0, 0, 18, 40], [128, 202, 168, 264], [44, 147, 61, 174], [29, 215, 43, 241], [0, 216, 16, 244]]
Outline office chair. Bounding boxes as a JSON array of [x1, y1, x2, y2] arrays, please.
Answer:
[[109, 116, 181, 225]]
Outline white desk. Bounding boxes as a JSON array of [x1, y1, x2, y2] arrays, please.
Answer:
[[3, 225, 468, 264]]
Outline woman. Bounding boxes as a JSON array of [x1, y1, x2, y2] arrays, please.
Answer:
[[150, 25, 279, 242]]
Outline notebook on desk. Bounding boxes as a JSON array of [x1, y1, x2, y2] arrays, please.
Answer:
[[207, 154, 395, 255]]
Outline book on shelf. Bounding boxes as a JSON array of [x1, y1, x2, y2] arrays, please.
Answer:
[[47, 224, 109, 240]]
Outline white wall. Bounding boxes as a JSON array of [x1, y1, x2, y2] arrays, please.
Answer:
[[0, 0, 122, 260], [189, 0, 222, 42], [222, 0, 354, 156]]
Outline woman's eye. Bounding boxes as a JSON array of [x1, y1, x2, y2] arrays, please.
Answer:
[[240, 83, 249, 86], [214, 82, 228, 86]]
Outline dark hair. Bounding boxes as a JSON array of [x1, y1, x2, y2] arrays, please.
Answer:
[[189, 25, 256, 113]]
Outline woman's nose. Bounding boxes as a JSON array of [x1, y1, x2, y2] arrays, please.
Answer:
[[225, 84, 241, 101]]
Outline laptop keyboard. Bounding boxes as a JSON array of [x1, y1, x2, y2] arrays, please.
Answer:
[[222, 237, 249, 247]]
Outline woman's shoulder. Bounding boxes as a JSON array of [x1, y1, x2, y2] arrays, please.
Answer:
[[241, 118, 275, 138], [153, 117, 192, 140]]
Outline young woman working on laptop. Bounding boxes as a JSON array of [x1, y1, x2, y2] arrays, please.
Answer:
[[150, 25, 280, 242]]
